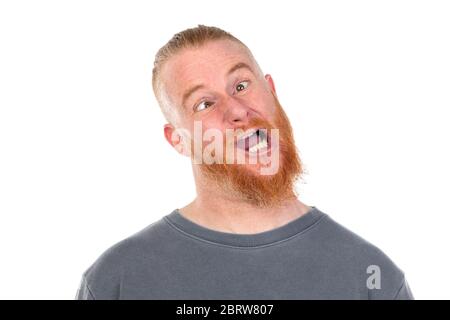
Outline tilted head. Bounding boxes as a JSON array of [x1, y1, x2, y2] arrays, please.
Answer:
[[151, 25, 303, 207]]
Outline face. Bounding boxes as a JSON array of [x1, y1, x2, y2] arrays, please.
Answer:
[[161, 39, 303, 207]]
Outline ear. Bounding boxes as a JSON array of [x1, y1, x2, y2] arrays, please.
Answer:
[[164, 123, 190, 157], [264, 74, 277, 97]]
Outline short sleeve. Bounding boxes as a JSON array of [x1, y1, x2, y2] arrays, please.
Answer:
[[75, 275, 95, 300], [394, 278, 414, 300]]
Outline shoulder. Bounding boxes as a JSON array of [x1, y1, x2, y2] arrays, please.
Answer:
[[79, 216, 169, 299], [316, 211, 409, 299]]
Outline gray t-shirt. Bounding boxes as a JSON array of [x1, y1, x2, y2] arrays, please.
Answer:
[[75, 206, 414, 300]]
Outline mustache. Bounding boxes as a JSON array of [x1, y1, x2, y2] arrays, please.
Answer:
[[234, 117, 274, 132], [223, 117, 274, 150]]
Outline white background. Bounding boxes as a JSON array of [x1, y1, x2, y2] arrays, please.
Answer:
[[0, 0, 449, 299]]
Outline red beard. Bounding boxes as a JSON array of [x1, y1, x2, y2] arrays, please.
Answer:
[[196, 93, 304, 208]]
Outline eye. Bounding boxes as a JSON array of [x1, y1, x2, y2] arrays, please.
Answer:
[[194, 100, 214, 112], [235, 80, 249, 93]]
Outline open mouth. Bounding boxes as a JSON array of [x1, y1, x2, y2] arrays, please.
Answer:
[[236, 128, 271, 154]]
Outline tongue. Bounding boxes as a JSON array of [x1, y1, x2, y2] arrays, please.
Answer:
[[244, 132, 259, 151]]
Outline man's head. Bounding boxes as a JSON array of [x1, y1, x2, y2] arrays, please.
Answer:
[[152, 25, 304, 207]]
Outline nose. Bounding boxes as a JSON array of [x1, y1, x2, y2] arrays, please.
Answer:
[[223, 96, 251, 126]]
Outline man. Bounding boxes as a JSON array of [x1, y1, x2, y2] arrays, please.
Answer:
[[76, 25, 414, 299]]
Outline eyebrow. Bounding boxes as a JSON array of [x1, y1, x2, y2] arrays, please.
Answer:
[[181, 62, 255, 108], [226, 62, 254, 77]]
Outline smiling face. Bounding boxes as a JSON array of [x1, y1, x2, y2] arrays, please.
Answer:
[[159, 38, 303, 207]]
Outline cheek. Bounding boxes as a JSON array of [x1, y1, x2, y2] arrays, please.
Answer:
[[191, 120, 227, 149], [254, 100, 277, 122], [248, 89, 277, 116]]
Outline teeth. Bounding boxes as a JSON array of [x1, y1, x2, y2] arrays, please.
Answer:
[[248, 136, 268, 153], [235, 128, 269, 153]]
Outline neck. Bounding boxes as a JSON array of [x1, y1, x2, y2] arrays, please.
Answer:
[[178, 167, 311, 234]]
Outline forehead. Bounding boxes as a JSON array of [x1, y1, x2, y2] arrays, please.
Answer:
[[160, 39, 256, 103]]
